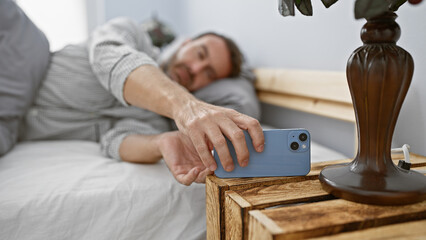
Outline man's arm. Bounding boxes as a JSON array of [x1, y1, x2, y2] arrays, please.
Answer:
[[123, 65, 264, 173], [88, 17, 159, 107], [100, 117, 211, 185], [120, 131, 213, 186], [118, 134, 162, 163]]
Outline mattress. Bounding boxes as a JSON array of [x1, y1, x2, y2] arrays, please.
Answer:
[[0, 140, 346, 240]]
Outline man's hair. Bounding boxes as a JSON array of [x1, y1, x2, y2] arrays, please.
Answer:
[[193, 32, 244, 78]]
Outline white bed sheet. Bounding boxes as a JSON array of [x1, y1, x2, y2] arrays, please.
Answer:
[[0, 141, 206, 240], [0, 140, 346, 240]]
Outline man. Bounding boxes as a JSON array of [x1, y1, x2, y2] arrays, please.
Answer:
[[16, 17, 264, 185]]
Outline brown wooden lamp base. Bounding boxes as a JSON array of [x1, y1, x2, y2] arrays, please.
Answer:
[[320, 162, 426, 205], [319, 12, 426, 205]]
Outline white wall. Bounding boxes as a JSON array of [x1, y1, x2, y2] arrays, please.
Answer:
[[103, 0, 182, 33], [101, 0, 426, 156], [391, 4, 426, 156]]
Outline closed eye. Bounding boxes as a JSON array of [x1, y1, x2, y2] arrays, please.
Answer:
[[198, 48, 205, 60]]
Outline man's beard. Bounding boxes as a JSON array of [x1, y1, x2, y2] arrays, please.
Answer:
[[161, 53, 192, 89], [161, 52, 178, 83]]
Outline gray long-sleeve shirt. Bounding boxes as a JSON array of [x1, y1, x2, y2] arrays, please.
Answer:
[[20, 17, 260, 161]]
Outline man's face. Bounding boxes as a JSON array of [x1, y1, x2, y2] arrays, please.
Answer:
[[165, 35, 232, 91]]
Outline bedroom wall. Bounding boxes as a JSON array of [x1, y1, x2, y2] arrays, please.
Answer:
[[98, 0, 426, 157], [95, 0, 183, 32]]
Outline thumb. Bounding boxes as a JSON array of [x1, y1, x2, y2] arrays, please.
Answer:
[[175, 167, 199, 186]]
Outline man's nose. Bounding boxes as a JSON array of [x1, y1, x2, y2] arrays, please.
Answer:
[[189, 60, 209, 74]]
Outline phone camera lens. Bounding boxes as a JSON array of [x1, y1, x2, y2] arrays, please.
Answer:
[[290, 142, 299, 150], [299, 133, 307, 142]]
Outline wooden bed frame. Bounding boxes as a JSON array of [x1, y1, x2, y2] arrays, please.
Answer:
[[253, 68, 354, 123], [255, 68, 357, 158]]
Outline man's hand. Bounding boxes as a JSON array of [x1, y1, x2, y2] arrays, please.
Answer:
[[173, 99, 264, 173], [158, 131, 213, 186], [124, 65, 265, 173]]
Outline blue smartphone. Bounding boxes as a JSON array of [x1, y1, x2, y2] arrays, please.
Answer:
[[213, 129, 311, 178]]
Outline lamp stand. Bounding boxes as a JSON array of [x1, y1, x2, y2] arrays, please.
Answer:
[[319, 12, 426, 205]]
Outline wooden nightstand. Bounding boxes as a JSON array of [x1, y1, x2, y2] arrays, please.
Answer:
[[206, 154, 426, 240]]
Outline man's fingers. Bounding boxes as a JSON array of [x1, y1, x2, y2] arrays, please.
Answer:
[[247, 123, 265, 152], [219, 118, 249, 168], [195, 168, 213, 183], [206, 138, 214, 152], [231, 112, 264, 153], [205, 126, 234, 172], [175, 168, 199, 186], [190, 132, 217, 171]]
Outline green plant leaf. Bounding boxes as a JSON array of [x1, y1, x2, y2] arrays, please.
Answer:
[[279, 0, 295, 16], [295, 0, 313, 16], [321, 0, 338, 8], [354, 0, 390, 19], [389, 0, 407, 11]]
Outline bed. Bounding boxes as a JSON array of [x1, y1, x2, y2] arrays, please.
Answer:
[[0, 139, 346, 240], [0, 67, 352, 240], [0, 140, 206, 240]]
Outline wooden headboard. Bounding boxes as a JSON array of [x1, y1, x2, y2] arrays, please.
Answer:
[[253, 68, 355, 123]]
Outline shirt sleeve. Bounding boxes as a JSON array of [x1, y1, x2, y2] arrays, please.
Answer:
[[87, 17, 159, 106], [100, 117, 171, 161]]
